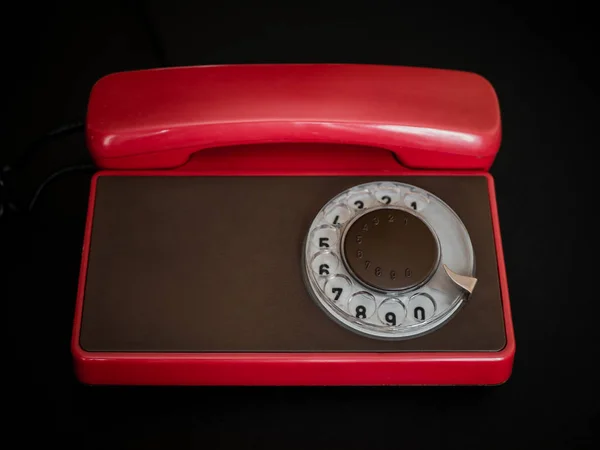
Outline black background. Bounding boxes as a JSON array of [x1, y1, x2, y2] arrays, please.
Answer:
[[1, 1, 596, 448]]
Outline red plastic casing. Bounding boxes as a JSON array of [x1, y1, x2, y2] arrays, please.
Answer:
[[72, 64, 514, 386]]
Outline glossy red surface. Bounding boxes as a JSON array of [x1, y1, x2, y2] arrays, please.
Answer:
[[73, 64, 513, 386], [71, 148, 515, 386], [86, 64, 501, 170]]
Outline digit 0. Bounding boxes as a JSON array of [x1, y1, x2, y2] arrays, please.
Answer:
[[414, 306, 425, 321]]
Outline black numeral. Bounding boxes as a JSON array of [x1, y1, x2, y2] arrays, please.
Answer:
[[414, 307, 425, 321], [319, 264, 330, 275], [382, 195, 391, 205], [319, 237, 329, 248], [333, 215, 339, 225], [385, 312, 397, 325], [375, 267, 382, 277], [331, 287, 343, 301], [356, 305, 367, 319], [411, 201, 417, 210], [354, 200, 364, 209]]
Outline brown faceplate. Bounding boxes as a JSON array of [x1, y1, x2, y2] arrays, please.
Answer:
[[79, 176, 506, 353]]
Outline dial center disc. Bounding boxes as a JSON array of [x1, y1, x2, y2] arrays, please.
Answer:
[[342, 208, 439, 291]]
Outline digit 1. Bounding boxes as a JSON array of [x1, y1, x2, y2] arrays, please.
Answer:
[[385, 312, 396, 325], [319, 264, 330, 275], [411, 201, 417, 210], [414, 306, 425, 321], [333, 215, 339, 225], [355, 305, 367, 319], [319, 237, 329, 248], [331, 287, 343, 301]]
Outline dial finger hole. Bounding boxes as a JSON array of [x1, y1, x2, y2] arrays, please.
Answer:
[[309, 225, 338, 250], [324, 204, 353, 226], [408, 293, 437, 323], [348, 292, 376, 320], [347, 190, 377, 211], [377, 298, 407, 326], [310, 251, 340, 277], [404, 192, 429, 211], [323, 275, 352, 303], [375, 184, 402, 205]]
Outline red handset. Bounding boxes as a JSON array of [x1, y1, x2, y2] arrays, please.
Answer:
[[86, 64, 501, 170], [73, 64, 514, 386]]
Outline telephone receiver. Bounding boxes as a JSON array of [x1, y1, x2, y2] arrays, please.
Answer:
[[72, 64, 515, 386]]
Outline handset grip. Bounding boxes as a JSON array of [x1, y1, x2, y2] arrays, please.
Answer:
[[87, 64, 501, 170]]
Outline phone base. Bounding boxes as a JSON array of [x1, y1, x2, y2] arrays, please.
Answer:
[[72, 146, 514, 386]]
